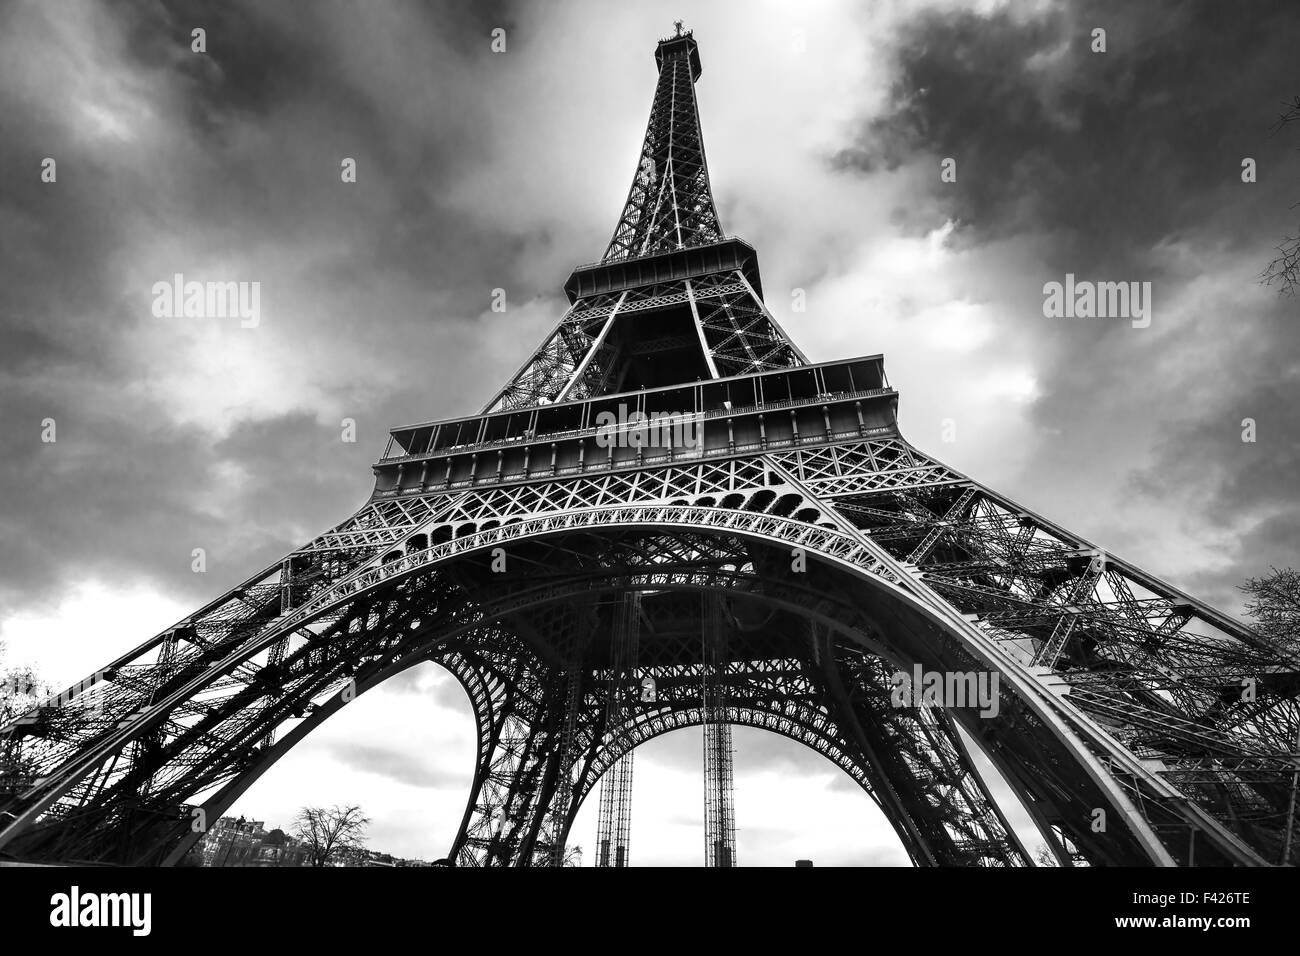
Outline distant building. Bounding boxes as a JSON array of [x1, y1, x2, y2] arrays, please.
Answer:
[[201, 816, 265, 867], [335, 847, 432, 867], [183, 813, 430, 866], [795, 859, 814, 867], [256, 828, 310, 867], [188, 816, 309, 867]]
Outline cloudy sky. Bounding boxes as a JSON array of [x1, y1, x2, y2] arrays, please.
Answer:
[[1, 0, 1297, 865]]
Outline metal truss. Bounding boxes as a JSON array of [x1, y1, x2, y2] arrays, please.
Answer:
[[3, 433, 1291, 867], [484, 28, 801, 413], [692, 274, 802, 377], [595, 593, 640, 867], [824, 467, 1300, 865], [485, 272, 802, 412], [485, 293, 623, 413], [603, 28, 722, 261], [702, 592, 736, 866]]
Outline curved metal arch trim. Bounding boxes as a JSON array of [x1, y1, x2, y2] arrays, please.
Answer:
[[154, 641, 503, 866], [150, 570, 1036, 868], [280, 507, 1237, 865], [572, 703, 882, 814], [148, 567, 924, 866], [4, 506, 917, 837], [6, 510, 1246, 866]]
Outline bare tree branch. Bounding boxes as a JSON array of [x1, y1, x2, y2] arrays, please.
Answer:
[[1, 661, 59, 787], [1269, 95, 1300, 135], [292, 804, 370, 867], [1240, 567, 1300, 660], [1263, 95, 1300, 296]]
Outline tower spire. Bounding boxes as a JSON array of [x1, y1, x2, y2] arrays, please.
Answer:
[[481, 28, 804, 412], [603, 26, 723, 261]]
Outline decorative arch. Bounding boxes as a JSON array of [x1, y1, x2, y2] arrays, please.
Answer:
[[0, 507, 1263, 868]]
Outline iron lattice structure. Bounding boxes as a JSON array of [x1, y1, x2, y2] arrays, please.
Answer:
[[702, 592, 736, 867], [595, 593, 639, 867], [2, 28, 1298, 868]]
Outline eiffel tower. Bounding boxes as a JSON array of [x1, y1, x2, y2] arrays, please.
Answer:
[[1, 26, 1296, 868]]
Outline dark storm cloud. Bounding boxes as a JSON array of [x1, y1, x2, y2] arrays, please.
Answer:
[[838, 0, 1298, 269], [132, 0, 536, 290], [831, 0, 1299, 603], [1129, 350, 1300, 607], [0, 0, 546, 615]]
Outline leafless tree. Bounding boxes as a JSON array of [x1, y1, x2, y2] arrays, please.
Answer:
[[0, 664, 52, 724], [292, 804, 371, 867], [1241, 567, 1300, 661], [0, 655, 56, 787], [1262, 95, 1300, 296]]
